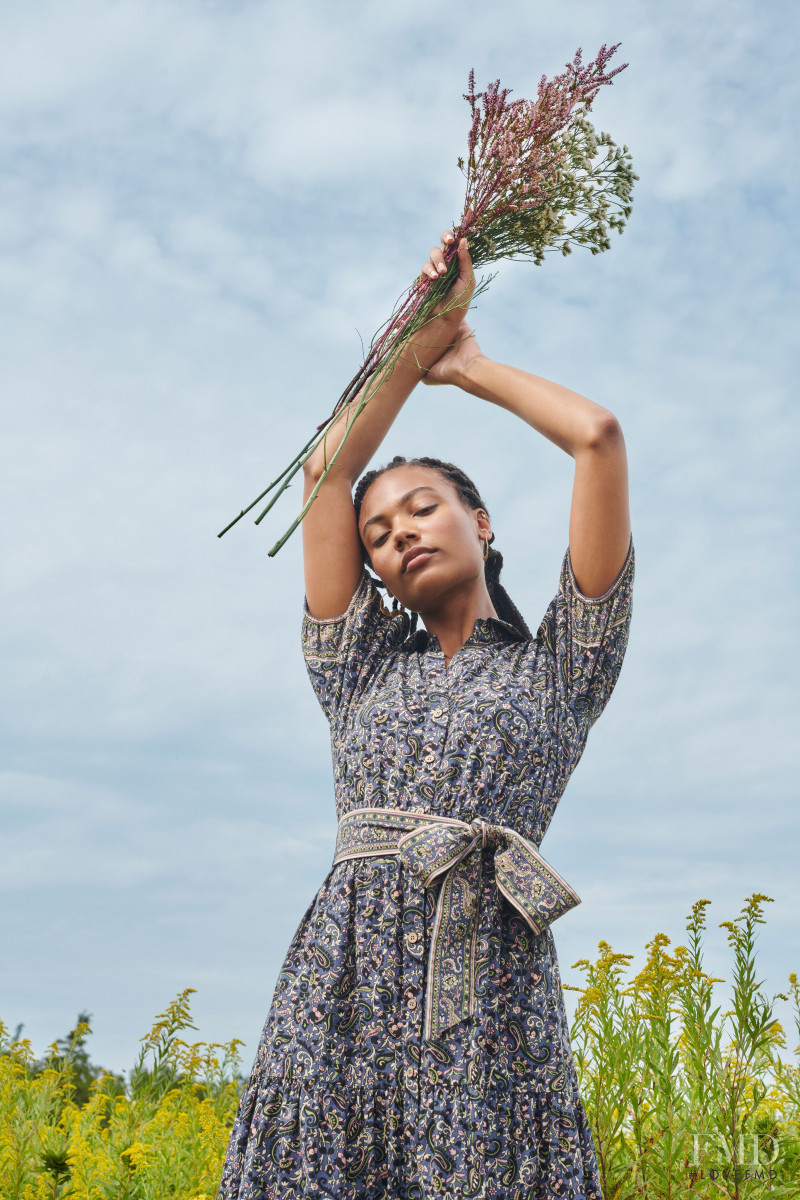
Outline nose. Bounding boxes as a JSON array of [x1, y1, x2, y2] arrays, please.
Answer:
[[393, 523, 418, 551]]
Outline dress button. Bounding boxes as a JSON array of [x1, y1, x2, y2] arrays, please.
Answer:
[[407, 997, 418, 1011], [407, 932, 419, 945]]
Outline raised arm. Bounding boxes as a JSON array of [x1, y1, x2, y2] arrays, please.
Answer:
[[301, 236, 475, 619], [422, 270, 630, 597]]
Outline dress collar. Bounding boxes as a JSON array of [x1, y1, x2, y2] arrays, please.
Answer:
[[410, 614, 526, 653]]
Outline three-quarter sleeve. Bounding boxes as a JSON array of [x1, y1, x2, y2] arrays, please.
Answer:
[[537, 537, 635, 729], [301, 570, 409, 727]]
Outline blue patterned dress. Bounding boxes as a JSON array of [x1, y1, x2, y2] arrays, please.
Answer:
[[218, 539, 634, 1200]]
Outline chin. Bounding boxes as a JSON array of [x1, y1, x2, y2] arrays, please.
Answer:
[[400, 563, 475, 612], [395, 578, 441, 613]]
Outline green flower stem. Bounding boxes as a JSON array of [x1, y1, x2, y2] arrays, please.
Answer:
[[215, 428, 324, 538], [252, 409, 351, 526], [252, 458, 306, 526], [266, 352, 403, 557]]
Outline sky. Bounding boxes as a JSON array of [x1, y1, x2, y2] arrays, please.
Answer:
[[1, 0, 798, 1077]]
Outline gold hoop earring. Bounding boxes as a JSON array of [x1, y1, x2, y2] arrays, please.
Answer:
[[482, 538, 489, 562]]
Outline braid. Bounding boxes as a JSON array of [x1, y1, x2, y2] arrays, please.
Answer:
[[353, 456, 532, 640], [484, 546, 532, 639]]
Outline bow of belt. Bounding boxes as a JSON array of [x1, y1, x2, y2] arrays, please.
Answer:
[[332, 806, 580, 1042]]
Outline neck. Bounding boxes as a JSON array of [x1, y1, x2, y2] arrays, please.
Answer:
[[418, 579, 497, 663]]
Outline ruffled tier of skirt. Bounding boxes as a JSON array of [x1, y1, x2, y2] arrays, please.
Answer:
[[219, 1060, 602, 1200]]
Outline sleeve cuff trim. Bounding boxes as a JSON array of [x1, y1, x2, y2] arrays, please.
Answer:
[[303, 570, 372, 626], [565, 535, 634, 605]]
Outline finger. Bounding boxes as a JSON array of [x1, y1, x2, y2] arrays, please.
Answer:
[[456, 237, 474, 287], [421, 232, 458, 283], [429, 244, 448, 276], [420, 256, 439, 281]]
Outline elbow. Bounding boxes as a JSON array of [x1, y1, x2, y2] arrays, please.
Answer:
[[303, 456, 324, 485], [303, 449, 336, 486], [583, 410, 624, 454], [302, 454, 355, 490]]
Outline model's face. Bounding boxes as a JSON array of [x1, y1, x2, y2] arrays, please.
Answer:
[[358, 465, 491, 613]]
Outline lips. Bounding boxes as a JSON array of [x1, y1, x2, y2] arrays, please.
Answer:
[[401, 546, 436, 573]]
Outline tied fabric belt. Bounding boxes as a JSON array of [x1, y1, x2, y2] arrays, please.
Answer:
[[332, 806, 581, 1042]]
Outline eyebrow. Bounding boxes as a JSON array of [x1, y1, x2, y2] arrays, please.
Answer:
[[361, 486, 440, 534]]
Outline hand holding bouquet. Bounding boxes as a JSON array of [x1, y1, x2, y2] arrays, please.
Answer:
[[416, 232, 483, 388]]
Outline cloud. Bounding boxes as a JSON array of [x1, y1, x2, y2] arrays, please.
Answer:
[[0, 0, 797, 1071]]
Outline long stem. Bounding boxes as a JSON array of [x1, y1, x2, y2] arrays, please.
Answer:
[[253, 458, 305, 525], [266, 351, 402, 556], [216, 428, 323, 538]]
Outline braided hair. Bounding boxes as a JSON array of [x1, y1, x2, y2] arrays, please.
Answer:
[[353, 455, 532, 640]]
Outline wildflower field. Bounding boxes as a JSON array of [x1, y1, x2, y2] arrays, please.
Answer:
[[2, 893, 798, 1199]]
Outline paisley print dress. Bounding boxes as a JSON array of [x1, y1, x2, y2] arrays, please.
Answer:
[[218, 538, 634, 1200]]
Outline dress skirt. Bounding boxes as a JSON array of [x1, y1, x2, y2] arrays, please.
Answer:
[[216, 851, 603, 1199]]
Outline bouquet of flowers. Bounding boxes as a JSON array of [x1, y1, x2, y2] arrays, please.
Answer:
[[219, 44, 637, 554]]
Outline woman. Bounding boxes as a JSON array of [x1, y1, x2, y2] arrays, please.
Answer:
[[218, 232, 633, 1199]]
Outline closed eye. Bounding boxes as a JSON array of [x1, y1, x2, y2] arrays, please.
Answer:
[[371, 505, 438, 549]]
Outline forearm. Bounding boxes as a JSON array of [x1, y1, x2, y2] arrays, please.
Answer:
[[456, 355, 618, 457], [303, 360, 414, 488], [304, 237, 473, 490], [303, 327, 459, 488], [454, 353, 630, 595]]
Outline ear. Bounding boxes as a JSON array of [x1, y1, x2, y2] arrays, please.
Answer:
[[475, 508, 492, 542]]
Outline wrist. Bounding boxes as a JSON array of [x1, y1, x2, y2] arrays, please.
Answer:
[[454, 352, 492, 394], [396, 338, 445, 380]]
